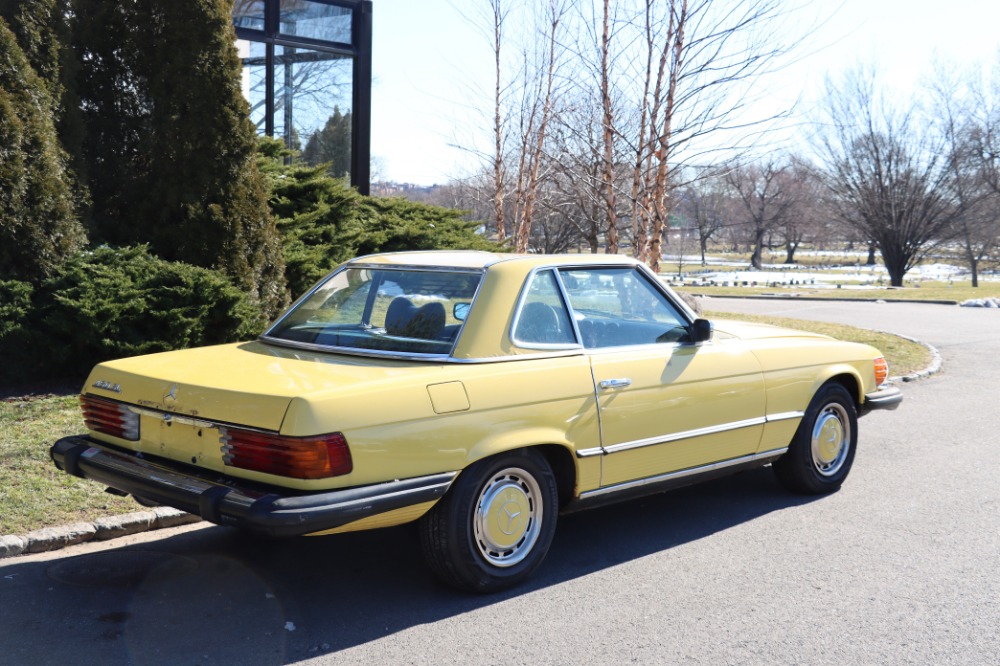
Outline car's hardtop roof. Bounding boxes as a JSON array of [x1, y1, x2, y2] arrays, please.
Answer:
[[347, 250, 643, 271]]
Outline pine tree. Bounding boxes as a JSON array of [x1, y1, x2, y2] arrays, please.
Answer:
[[70, 0, 286, 318], [302, 106, 352, 178], [0, 18, 86, 281]]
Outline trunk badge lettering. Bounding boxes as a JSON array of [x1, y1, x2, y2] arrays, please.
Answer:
[[92, 380, 122, 393]]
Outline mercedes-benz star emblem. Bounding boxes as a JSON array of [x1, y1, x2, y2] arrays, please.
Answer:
[[163, 383, 178, 402], [498, 501, 523, 535]]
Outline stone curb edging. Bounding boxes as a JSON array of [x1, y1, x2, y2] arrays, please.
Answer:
[[0, 507, 202, 559], [883, 332, 942, 383]]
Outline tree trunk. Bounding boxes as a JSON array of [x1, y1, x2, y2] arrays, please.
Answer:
[[866, 242, 877, 266], [750, 229, 765, 269], [491, 0, 506, 242], [784, 242, 797, 264], [599, 0, 619, 255], [969, 254, 979, 288]]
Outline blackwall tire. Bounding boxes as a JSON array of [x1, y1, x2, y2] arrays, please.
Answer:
[[419, 449, 558, 593], [773, 382, 859, 495]]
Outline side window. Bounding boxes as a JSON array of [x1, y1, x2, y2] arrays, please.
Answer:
[[512, 270, 577, 346], [559, 267, 688, 348]]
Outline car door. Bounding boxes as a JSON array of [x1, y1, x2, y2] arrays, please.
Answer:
[[558, 266, 766, 488]]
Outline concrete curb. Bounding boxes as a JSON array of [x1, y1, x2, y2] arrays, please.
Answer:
[[883, 332, 943, 383], [0, 507, 202, 559]]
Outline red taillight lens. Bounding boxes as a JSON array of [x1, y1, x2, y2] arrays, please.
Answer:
[[81, 395, 140, 441], [220, 429, 353, 479], [874, 357, 889, 386]]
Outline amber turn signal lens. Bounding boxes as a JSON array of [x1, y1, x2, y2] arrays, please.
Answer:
[[220, 429, 353, 479], [874, 357, 889, 386]]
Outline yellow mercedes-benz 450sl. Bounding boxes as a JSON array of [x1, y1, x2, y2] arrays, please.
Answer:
[[52, 251, 901, 591]]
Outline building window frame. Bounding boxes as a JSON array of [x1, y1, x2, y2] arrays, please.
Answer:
[[235, 0, 371, 194]]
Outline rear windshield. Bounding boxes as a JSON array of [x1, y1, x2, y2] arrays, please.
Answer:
[[263, 267, 482, 356]]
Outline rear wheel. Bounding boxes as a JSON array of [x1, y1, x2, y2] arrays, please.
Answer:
[[773, 382, 858, 494], [419, 449, 558, 593]]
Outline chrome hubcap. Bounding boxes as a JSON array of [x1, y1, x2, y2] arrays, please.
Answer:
[[473, 467, 542, 568], [811, 403, 851, 477]]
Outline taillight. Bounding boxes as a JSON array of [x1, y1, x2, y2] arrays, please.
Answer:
[[220, 428, 353, 479], [81, 395, 140, 441], [874, 356, 889, 386]]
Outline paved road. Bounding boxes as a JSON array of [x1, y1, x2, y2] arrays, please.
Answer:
[[2, 299, 998, 665]]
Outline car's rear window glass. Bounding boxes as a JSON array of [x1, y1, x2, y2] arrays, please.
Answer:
[[264, 267, 482, 355]]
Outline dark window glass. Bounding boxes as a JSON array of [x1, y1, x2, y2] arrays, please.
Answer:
[[233, 0, 266, 30], [279, 0, 352, 43], [559, 268, 688, 348], [266, 268, 482, 356], [513, 270, 577, 346]]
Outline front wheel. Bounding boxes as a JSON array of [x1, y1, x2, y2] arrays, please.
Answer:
[[773, 382, 858, 494], [419, 449, 558, 593]]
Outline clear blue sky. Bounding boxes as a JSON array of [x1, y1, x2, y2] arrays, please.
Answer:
[[371, 0, 1000, 186]]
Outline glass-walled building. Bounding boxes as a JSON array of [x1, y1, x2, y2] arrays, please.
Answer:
[[233, 0, 372, 194]]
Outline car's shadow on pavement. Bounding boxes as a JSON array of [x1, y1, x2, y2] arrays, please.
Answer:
[[3, 467, 821, 665]]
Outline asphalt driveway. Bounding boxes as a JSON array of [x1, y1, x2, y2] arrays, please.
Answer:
[[1, 298, 997, 665]]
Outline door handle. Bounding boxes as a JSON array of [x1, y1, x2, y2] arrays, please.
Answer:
[[599, 378, 632, 389]]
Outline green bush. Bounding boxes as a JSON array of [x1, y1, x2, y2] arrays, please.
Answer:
[[0, 18, 86, 282], [0, 279, 32, 340], [68, 0, 286, 318], [259, 138, 500, 297], [28, 247, 263, 378]]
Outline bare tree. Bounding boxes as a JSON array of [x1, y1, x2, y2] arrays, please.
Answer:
[[816, 69, 957, 287], [571, 0, 810, 270], [946, 64, 1000, 287], [676, 170, 727, 265], [726, 158, 794, 269], [460, 0, 812, 263], [479, 0, 569, 252], [777, 157, 829, 264]]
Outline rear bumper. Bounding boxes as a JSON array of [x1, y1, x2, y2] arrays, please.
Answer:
[[51, 436, 456, 538], [861, 386, 903, 414]]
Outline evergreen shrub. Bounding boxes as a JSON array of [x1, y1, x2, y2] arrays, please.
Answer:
[[28, 246, 263, 378]]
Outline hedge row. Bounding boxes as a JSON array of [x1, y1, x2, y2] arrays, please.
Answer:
[[0, 246, 261, 386]]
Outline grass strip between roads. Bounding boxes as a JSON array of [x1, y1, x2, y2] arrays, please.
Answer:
[[680, 282, 1000, 302], [0, 314, 931, 537]]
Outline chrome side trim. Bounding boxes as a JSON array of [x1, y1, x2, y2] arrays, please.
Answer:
[[602, 417, 767, 454], [258, 335, 456, 361], [767, 411, 806, 422], [575, 411, 803, 458], [260, 334, 593, 363], [579, 447, 789, 500]]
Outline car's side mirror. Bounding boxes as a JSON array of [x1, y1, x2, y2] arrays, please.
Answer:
[[453, 302, 471, 321], [689, 318, 713, 343]]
